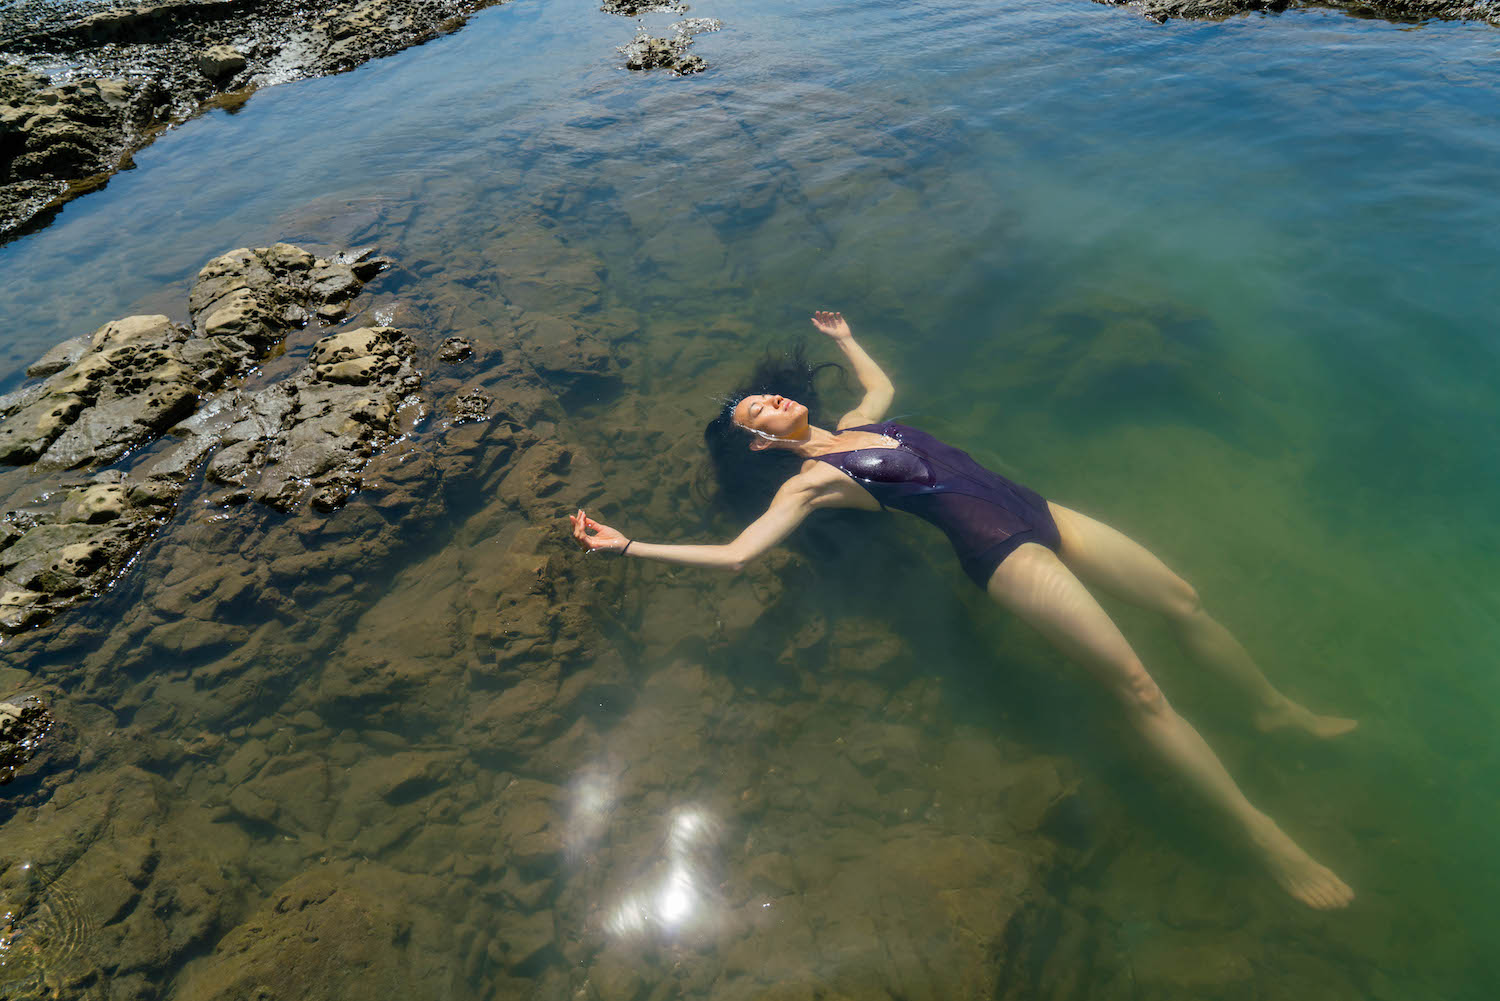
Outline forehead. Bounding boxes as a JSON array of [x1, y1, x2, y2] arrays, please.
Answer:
[[732, 396, 760, 423]]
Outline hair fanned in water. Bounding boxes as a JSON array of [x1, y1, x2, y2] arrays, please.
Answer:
[[701, 341, 844, 520]]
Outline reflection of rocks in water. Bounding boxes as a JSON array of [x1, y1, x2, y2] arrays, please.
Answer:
[[0, 242, 406, 633], [0, 696, 52, 784]]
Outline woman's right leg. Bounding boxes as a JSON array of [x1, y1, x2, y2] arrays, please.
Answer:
[[987, 543, 1354, 909], [1047, 503, 1356, 738]]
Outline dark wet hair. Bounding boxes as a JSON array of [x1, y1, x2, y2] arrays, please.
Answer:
[[701, 342, 844, 520]]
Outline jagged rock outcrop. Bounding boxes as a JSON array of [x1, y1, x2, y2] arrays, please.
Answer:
[[0, 242, 404, 633]]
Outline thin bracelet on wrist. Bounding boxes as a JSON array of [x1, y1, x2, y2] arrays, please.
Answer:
[[620, 540, 633, 556]]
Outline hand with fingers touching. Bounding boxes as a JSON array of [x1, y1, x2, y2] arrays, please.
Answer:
[[569, 509, 630, 554], [810, 310, 852, 340]]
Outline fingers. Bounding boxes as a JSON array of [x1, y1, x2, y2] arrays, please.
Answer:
[[570, 509, 592, 548]]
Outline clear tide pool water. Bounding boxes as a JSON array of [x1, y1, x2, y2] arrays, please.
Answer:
[[1, 0, 1496, 997]]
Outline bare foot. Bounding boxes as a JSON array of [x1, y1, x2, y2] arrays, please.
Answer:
[[1255, 825, 1355, 910], [1255, 699, 1358, 739]]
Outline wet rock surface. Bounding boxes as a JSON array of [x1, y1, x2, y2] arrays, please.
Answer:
[[0, 242, 403, 632], [1095, 0, 1498, 23], [0, 695, 52, 783], [0, 0, 510, 242], [616, 18, 721, 75]]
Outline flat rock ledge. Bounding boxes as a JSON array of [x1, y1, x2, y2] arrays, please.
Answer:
[[0, 0, 510, 243], [0, 242, 417, 633]]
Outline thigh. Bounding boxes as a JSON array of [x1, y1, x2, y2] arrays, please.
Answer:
[[986, 542, 1154, 698], [1047, 502, 1197, 616]]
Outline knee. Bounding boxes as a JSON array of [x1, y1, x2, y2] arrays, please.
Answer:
[[1160, 575, 1202, 622], [1116, 663, 1168, 716]]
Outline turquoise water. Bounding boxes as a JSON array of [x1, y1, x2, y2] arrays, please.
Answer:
[[2, 0, 1498, 996]]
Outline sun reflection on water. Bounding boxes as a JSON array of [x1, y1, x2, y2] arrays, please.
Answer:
[[604, 806, 724, 942]]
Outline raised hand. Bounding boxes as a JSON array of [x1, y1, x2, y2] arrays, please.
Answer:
[[569, 508, 630, 553], [810, 310, 852, 340]]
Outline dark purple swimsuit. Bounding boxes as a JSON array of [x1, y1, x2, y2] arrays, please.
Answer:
[[816, 422, 1062, 588]]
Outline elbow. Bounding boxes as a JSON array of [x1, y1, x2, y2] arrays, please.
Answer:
[[726, 557, 748, 574]]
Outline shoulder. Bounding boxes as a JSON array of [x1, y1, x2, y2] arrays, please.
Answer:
[[781, 461, 871, 511], [836, 411, 882, 431]]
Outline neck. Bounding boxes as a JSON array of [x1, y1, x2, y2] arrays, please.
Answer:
[[781, 424, 839, 458]]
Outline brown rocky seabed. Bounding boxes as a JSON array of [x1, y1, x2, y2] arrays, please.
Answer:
[[0, 0, 1483, 995], [0, 232, 1098, 1001], [0, 187, 1435, 998]]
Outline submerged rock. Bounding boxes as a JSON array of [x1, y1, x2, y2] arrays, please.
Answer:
[[437, 336, 474, 363], [0, 695, 52, 784]]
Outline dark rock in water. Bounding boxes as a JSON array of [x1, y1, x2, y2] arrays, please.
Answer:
[[0, 241, 410, 632], [618, 19, 721, 76], [0, 0, 515, 243], [600, 0, 686, 14], [450, 387, 492, 424], [1095, 0, 1499, 23], [438, 336, 474, 363], [0, 695, 53, 784]]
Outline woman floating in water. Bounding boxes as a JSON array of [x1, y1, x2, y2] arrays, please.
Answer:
[[570, 312, 1356, 910]]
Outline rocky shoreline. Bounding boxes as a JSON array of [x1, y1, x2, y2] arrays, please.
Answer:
[[5, 0, 1497, 244], [0, 0, 508, 243], [1094, 0, 1498, 24]]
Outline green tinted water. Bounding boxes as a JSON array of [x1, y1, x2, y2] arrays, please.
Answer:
[[1, 0, 1497, 996]]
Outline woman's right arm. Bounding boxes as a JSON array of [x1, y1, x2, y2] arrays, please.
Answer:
[[570, 475, 823, 573], [810, 311, 894, 428]]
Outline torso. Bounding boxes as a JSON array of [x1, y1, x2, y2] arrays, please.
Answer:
[[789, 420, 1064, 588], [795, 428, 900, 512]]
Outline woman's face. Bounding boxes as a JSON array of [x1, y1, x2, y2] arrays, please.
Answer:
[[733, 393, 809, 442]]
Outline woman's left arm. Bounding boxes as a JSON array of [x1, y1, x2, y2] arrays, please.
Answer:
[[811, 311, 894, 427], [570, 473, 827, 573]]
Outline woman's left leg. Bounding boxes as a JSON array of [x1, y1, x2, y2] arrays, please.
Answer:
[[1048, 503, 1356, 738], [987, 543, 1354, 909]]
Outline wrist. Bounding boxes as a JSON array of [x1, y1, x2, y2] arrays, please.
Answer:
[[620, 540, 633, 556]]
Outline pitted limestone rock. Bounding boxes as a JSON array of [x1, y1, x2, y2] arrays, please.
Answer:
[[0, 242, 398, 632], [204, 326, 419, 512], [0, 244, 383, 473]]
